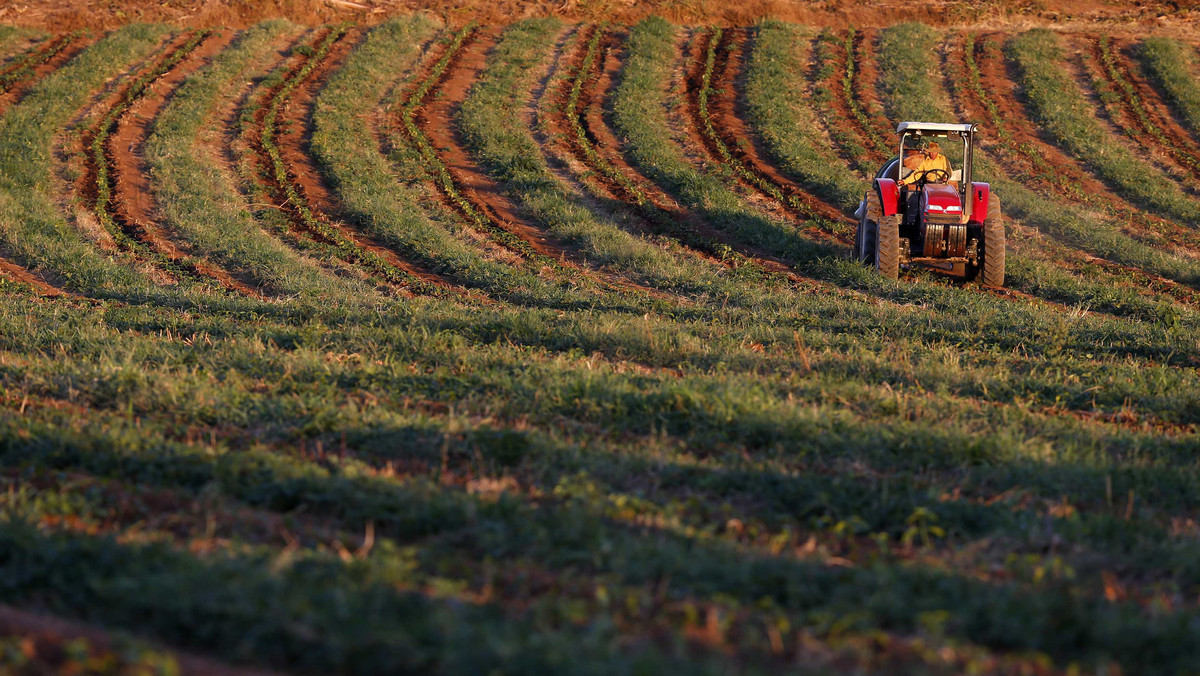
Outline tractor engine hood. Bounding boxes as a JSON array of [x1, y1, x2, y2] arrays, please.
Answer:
[[922, 184, 962, 215]]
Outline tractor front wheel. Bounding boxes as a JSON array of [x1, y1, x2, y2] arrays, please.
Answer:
[[981, 196, 1005, 287], [857, 191, 881, 264], [875, 218, 899, 280]]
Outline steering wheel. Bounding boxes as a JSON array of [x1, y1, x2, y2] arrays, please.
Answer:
[[918, 168, 951, 185]]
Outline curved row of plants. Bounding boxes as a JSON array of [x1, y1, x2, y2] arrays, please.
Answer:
[[88, 29, 223, 295], [145, 21, 380, 303], [691, 27, 845, 236], [256, 26, 444, 295], [0, 31, 79, 93]]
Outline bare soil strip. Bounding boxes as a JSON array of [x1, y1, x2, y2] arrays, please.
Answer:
[[105, 30, 266, 297], [271, 29, 462, 296], [0, 605, 286, 676], [704, 28, 851, 238]]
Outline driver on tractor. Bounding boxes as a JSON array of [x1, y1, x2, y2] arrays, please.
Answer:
[[899, 141, 955, 189]]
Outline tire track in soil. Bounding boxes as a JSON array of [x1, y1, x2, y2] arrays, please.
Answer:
[[1090, 36, 1200, 183], [965, 32, 1200, 256], [412, 26, 674, 301], [543, 26, 805, 285], [270, 28, 466, 298], [0, 33, 90, 297], [942, 33, 1200, 310], [106, 30, 266, 298], [707, 28, 852, 240]]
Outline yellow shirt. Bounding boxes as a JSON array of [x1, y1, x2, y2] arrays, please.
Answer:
[[900, 154, 952, 185]]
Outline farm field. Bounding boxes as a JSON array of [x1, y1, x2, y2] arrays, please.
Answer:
[[3, 13, 1200, 675]]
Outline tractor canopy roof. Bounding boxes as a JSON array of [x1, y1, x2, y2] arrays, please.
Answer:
[[896, 122, 977, 135]]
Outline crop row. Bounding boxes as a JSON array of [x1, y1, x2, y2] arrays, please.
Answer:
[[841, 28, 892, 157]]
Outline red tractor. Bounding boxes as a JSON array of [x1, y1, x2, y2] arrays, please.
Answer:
[[854, 122, 1004, 286]]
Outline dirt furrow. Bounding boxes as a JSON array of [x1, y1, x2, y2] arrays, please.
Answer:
[[105, 30, 267, 298]]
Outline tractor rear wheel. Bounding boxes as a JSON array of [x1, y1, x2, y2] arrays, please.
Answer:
[[875, 217, 899, 280], [981, 196, 1005, 287], [856, 191, 881, 264]]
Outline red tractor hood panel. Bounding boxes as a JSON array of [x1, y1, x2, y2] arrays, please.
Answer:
[[922, 184, 962, 213]]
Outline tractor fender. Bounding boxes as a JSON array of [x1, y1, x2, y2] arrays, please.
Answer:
[[874, 178, 899, 217], [968, 182, 990, 224]]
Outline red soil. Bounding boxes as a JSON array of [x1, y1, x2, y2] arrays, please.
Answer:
[[106, 30, 266, 297], [270, 28, 462, 295]]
